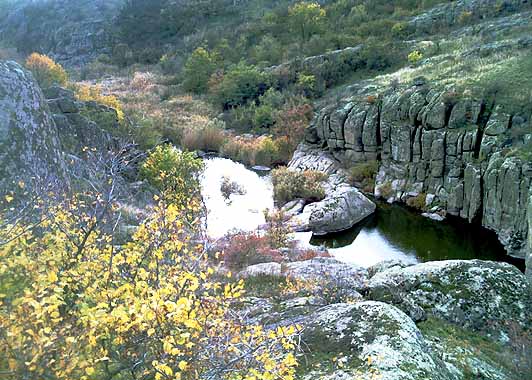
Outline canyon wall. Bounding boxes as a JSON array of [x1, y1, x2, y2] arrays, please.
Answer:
[[304, 83, 531, 273]]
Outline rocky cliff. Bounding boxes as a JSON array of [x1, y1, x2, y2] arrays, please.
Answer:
[[304, 82, 531, 272], [0, 60, 66, 196], [0, 0, 122, 67], [0, 60, 125, 203]]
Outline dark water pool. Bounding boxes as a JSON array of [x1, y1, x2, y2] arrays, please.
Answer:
[[201, 158, 524, 270], [310, 202, 525, 270]]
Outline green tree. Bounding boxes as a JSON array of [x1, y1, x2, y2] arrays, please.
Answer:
[[140, 145, 204, 208], [183, 47, 218, 93], [210, 62, 271, 109], [288, 1, 326, 41]]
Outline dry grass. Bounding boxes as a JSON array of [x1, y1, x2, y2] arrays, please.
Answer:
[[82, 72, 218, 148]]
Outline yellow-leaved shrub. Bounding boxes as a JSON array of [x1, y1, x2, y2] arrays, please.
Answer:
[[0, 195, 300, 380], [25, 52, 68, 88], [75, 84, 125, 123]]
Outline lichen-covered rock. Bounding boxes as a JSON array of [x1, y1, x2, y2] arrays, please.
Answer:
[[418, 317, 531, 380], [239, 258, 368, 301], [285, 257, 368, 294], [238, 262, 282, 278], [0, 60, 66, 195], [367, 260, 531, 331], [301, 301, 454, 380], [367, 260, 412, 278], [44, 85, 116, 154]]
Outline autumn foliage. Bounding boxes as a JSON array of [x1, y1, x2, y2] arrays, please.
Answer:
[[0, 195, 300, 380], [25, 52, 68, 88]]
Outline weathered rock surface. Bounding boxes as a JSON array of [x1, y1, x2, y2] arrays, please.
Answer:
[[238, 262, 283, 278], [301, 301, 454, 380], [408, 0, 532, 34], [0, 0, 122, 67], [285, 257, 368, 292], [367, 260, 531, 331], [44, 85, 117, 154], [287, 144, 376, 234], [0, 60, 66, 195], [306, 81, 532, 268]]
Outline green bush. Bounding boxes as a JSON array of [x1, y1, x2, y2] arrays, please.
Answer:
[[140, 145, 204, 205], [406, 193, 427, 210], [209, 62, 271, 109], [271, 167, 327, 205], [183, 47, 218, 93], [349, 161, 379, 182], [408, 50, 423, 65], [253, 104, 276, 129]]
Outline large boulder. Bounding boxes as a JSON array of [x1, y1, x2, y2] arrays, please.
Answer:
[[367, 260, 531, 331], [288, 144, 376, 234], [0, 60, 66, 196], [239, 258, 368, 303], [301, 301, 454, 380], [295, 184, 376, 235]]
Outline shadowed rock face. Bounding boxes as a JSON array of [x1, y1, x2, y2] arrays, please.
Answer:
[[0, 0, 122, 67], [0, 60, 66, 196], [305, 82, 532, 274]]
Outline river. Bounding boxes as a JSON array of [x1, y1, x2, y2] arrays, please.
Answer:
[[201, 157, 522, 269]]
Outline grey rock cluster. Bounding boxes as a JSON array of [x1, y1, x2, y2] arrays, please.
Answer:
[[240, 258, 532, 379], [286, 144, 377, 235], [306, 82, 532, 274]]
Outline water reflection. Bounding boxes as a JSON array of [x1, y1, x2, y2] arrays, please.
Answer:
[[310, 202, 517, 268], [201, 158, 522, 270]]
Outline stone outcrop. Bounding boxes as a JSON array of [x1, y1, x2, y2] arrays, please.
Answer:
[[0, 60, 66, 196], [408, 0, 532, 34], [287, 144, 376, 234], [241, 257, 531, 379], [0, 60, 124, 202], [301, 301, 454, 380], [367, 260, 531, 332], [0, 0, 122, 67], [43, 85, 117, 154], [305, 82, 532, 270]]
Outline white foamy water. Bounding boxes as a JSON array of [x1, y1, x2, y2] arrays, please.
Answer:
[[201, 158, 274, 239]]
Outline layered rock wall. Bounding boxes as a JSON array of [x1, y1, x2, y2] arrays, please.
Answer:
[[305, 84, 532, 268]]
